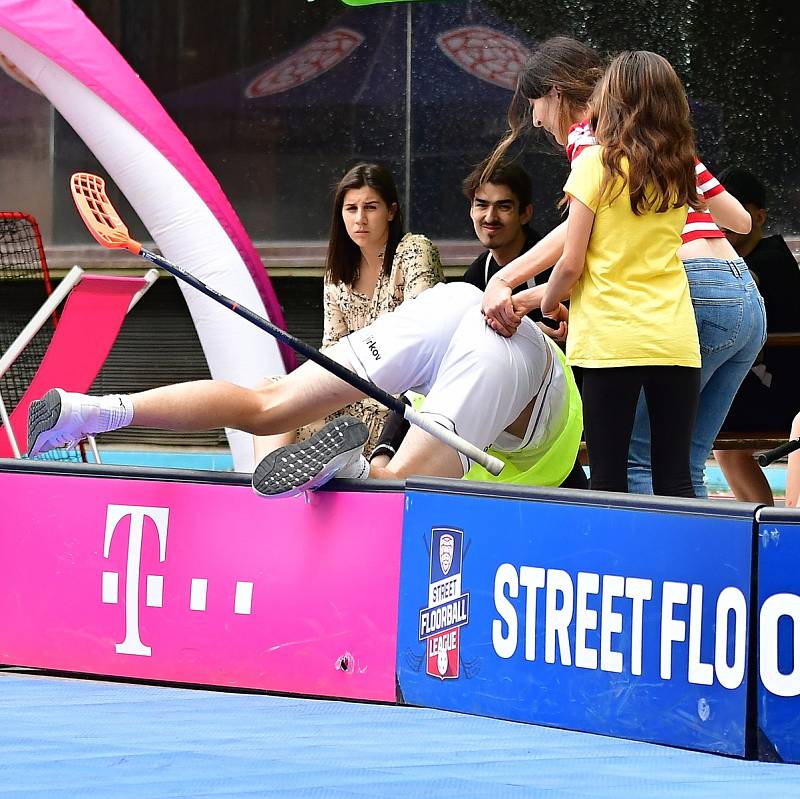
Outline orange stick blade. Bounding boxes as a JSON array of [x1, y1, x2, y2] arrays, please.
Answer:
[[70, 173, 141, 254]]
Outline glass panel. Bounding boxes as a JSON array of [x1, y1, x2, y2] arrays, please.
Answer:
[[0, 71, 52, 237], [158, 0, 409, 242], [408, 1, 567, 238], [475, 0, 800, 238], [47, 0, 407, 245], [0, 0, 797, 249]]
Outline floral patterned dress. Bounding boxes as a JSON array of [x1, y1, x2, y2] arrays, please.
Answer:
[[302, 232, 444, 451]]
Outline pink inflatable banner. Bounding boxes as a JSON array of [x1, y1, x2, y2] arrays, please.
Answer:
[[0, 468, 404, 701]]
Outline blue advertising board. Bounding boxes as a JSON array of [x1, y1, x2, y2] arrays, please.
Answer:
[[757, 506, 800, 763], [397, 479, 756, 755]]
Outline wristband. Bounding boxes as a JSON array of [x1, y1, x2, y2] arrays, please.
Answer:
[[369, 443, 396, 462]]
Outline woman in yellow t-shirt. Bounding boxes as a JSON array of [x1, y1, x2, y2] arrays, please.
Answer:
[[539, 51, 702, 497]]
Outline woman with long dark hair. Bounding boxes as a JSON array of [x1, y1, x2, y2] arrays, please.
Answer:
[[321, 162, 441, 350], [535, 51, 703, 495], [254, 162, 443, 460], [481, 37, 764, 498]]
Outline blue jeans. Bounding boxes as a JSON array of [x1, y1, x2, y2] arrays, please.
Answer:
[[628, 258, 767, 497]]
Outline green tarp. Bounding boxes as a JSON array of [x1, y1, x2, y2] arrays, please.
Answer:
[[340, 0, 441, 6]]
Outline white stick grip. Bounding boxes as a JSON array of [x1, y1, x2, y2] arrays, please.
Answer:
[[403, 406, 505, 476]]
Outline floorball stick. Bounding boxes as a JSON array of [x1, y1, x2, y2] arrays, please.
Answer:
[[70, 172, 505, 475], [757, 438, 800, 467]]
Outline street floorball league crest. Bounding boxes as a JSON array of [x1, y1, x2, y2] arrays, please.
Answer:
[[418, 527, 470, 680]]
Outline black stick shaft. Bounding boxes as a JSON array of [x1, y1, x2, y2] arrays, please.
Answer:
[[138, 247, 505, 474], [139, 248, 409, 415], [757, 438, 800, 467]]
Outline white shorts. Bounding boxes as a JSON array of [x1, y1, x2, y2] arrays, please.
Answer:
[[328, 283, 569, 473]]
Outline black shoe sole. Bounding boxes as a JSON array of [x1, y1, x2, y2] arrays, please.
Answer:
[[27, 389, 63, 457], [252, 415, 368, 498]]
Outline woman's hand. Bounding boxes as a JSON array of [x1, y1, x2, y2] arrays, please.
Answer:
[[515, 286, 568, 342], [539, 303, 568, 343], [482, 276, 517, 337], [540, 286, 563, 320]]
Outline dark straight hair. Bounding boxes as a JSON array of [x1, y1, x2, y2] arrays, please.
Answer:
[[325, 163, 405, 286], [462, 159, 533, 209], [483, 36, 605, 183]]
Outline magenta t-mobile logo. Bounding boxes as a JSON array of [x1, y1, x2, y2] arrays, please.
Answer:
[[101, 504, 254, 657]]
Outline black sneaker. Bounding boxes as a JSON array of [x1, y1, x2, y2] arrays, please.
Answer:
[[252, 415, 369, 498]]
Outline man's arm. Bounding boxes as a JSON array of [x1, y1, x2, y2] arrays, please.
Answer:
[[482, 221, 568, 336], [786, 411, 800, 508]]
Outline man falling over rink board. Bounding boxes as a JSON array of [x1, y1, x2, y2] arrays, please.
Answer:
[[27, 282, 582, 497]]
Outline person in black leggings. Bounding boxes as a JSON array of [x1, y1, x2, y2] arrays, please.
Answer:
[[581, 366, 699, 496]]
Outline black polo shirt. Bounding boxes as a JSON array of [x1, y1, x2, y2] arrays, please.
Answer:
[[461, 227, 546, 292]]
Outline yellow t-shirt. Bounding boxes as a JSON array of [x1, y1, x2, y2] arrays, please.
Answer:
[[563, 146, 700, 369]]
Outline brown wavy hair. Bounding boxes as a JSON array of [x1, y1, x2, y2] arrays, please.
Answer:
[[325, 163, 404, 286], [482, 36, 605, 184], [588, 51, 701, 215]]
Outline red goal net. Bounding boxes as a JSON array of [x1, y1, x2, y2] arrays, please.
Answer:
[[0, 212, 83, 461]]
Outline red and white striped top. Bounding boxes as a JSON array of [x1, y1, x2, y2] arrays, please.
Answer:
[[565, 120, 726, 243], [565, 119, 596, 163]]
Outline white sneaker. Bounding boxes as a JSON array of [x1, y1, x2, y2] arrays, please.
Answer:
[[27, 388, 98, 457], [251, 415, 369, 498]]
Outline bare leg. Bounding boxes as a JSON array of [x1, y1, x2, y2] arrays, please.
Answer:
[[369, 425, 464, 480], [369, 392, 537, 481], [369, 453, 392, 469], [253, 431, 297, 462], [130, 360, 365, 436], [785, 412, 800, 508], [713, 448, 774, 505], [249, 378, 297, 461]]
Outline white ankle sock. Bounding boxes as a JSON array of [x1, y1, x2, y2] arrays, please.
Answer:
[[336, 454, 370, 480], [94, 394, 135, 432]]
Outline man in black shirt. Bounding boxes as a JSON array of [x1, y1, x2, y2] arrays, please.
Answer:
[[714, 167, 800, 503], [463, 160, 584, 487], [721, 167, 800, 332], [461, 161, 550, 296]]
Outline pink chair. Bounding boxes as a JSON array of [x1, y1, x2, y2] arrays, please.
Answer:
[[0, 266, 157, 459]]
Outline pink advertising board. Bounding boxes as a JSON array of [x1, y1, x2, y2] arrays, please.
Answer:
[[0, 465, 404, 701]]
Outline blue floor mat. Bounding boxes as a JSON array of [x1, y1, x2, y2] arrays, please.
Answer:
[[1, 672, 798, 798]]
